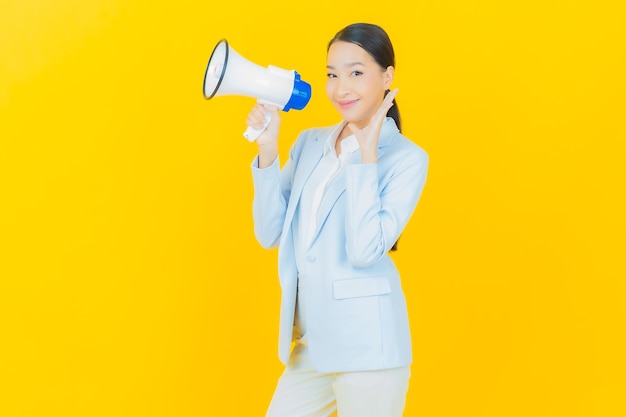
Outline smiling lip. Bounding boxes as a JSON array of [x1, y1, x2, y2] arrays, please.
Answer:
[[337, 99, 358, 110]]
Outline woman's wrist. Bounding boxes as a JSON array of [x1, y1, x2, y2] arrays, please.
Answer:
[[258, 144, 278, 168], [360, 149, 378, 164]]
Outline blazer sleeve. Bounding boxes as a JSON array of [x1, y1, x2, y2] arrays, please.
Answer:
[[251, 156, 288, 248], [345, 144, 429, 267], [250, 132, 306, 248]]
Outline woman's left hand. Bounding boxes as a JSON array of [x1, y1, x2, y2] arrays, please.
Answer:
[[348, 88, 399, 163]]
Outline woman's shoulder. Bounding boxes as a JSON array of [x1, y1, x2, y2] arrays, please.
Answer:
[[390, 132, 429, 163], [379, 117, 427, 160], [297, 123, 341, 140], [290, 123, 342, 152]]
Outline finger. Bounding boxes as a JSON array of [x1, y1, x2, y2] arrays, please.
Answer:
[[370, 88, 399, 124], [262, 105, 281, 128], [379, 88, 398, 114], [254, 104, 268, 118], [247, 106, 268, 129], [262, 104, 280, 116], [385, 88, 399, 104]]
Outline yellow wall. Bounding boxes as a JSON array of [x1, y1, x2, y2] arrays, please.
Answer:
[[1, 1, 625, 416]]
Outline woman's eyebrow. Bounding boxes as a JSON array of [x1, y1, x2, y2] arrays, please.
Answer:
[[327, 62, 365, 70]]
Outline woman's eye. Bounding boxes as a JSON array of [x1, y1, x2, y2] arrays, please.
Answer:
[[327, 73, 337, 78], [351, 71, 362, 76]]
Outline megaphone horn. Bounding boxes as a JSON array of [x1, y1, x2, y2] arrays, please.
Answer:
[[203, 39, 312, 142]]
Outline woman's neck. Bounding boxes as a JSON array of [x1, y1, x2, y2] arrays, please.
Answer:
[[335, 123, 353, 155]]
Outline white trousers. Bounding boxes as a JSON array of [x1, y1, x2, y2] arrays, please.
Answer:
[[265, 340, 411, 417]]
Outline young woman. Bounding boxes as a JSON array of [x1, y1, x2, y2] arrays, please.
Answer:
[[247, 23, 429, 417]]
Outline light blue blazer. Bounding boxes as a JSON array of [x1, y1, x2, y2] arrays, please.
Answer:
[[251, 117, 428, 373]]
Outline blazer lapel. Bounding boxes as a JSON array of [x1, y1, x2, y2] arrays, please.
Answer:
[[282, 128, 331, 236], [309, 159, 350, 244], [307, 117, 399, 246]]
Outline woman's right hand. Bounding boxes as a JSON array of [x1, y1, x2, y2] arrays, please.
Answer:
[[246, 104, 280, 168]]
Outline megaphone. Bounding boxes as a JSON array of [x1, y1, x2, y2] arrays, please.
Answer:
[[203, 39, 312, 141]]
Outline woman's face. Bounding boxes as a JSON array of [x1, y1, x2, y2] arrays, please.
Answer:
[[326, 41, 394, 130]]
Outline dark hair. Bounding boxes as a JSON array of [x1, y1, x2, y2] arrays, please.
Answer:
[[328, 23, 402, 251]]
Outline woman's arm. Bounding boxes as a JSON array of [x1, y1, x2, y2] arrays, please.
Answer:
[[345, 147, 429, 266]]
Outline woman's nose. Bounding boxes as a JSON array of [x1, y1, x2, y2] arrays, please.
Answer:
[[335, 77, 351, 97]]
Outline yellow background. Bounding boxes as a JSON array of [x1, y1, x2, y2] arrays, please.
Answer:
[[1, 1, 625, 416]]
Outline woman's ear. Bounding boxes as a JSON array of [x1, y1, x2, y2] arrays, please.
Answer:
[[384, 66, 395, 89]]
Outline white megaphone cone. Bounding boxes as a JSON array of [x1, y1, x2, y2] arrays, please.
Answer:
[[203, 39, 312, 141]]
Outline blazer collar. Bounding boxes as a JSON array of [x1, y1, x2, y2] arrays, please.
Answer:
[[305, 117, 400, 246], [376, 117, 400, 157], [283, 117, 400, 245], [289, 116, 400, 209]]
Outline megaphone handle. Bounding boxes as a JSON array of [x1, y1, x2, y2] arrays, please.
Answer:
[[243, 112, 272, 142]]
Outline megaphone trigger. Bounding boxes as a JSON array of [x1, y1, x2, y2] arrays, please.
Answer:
[[243, 110, 272, 142]]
